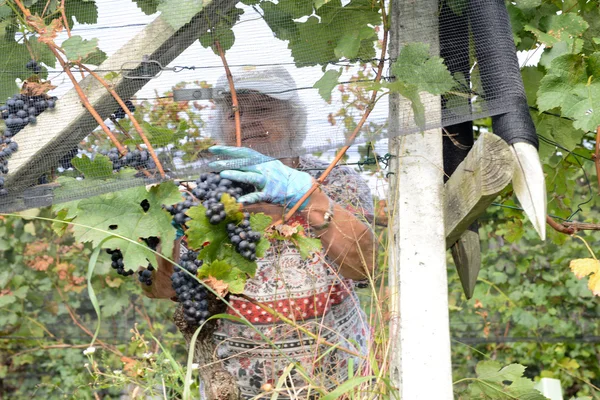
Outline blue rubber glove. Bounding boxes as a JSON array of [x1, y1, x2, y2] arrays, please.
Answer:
[[208, 146, 314, 210]]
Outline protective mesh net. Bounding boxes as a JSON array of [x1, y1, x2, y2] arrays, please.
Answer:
[[0, 0, 527, 212]]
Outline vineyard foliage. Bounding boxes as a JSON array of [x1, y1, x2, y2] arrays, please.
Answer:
[[0, 0, 599, 399]]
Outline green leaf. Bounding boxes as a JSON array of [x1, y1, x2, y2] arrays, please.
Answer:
[[124, 121, 174, 147], [61, 36, 102, 63], [468, 360, 547, 400], [391, 43, 455, 96], [132, 0, 160, 15], [531, 112, 583, 152], [385, 80, 426, 128], [314, 69, 342, 102], [286, 0, 381, 67], [65, 0, 98, 26], [561, 81, 600, 132], [249, 213, 272, 232], [514, 0, 541, 10], [537, 54, 587, 112], [521, 66, 544, 106], [198, 260, 247, 294], [71, 154, 113, 179], [290, 228, 321, 259], [70, 184, 176, 268], [221, 194, 243, 220], [99, 292, 130, 317], [525, 13, 588, 48], [158, 0, 204, 30], [0, 294, 16, 308]]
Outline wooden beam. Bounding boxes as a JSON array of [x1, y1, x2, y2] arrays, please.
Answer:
[[444, 132, 514, 248], [451, 229, 481, 299], [2, 0, 238, 210]]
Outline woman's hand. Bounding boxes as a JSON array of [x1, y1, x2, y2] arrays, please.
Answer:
[[208, 146, 314, 210]]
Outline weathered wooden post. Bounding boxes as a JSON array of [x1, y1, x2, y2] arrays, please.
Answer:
[[387, 1, 454, 398]]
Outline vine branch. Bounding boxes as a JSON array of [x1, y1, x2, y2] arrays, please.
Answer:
[[215, 40, 242, 147], [79, 64, 166, 178]]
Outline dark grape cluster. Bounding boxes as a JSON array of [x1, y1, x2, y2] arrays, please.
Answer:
[[58, 147, 79, 170], [26, 59, 41, 74], [0, 138, 18, 196], [101, 147, 157, 172], [165, 172, 261, 261], [171, 249, 210, 326], [106, 249, 135, 277], [227, 219, 260, 261], [111, 100, 136, 120], [138, 264, 155, 286], [1, 93, 56, 138]]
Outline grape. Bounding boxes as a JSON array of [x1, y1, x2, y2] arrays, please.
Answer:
[[138, 264, 155, 286], [111, 100, 136, 120], [106, 249, 135, 277], [164, 172, 262, 261], [0, 87, 57, 193], [171, 249, 210, 327], [26, 59, 41, 74]]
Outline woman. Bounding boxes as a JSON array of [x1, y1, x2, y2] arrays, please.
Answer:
[[148, 67, 376, 399]]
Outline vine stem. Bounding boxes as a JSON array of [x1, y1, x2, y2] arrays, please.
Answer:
[[14, 0, 128, 156], [274, 1, 389, 226], [546, 215, 575, 235], [80, 64, 166, 178], [215, 40, 242, 147]]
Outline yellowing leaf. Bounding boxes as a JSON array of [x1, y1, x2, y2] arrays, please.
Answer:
[[588, 272, 600, 296], [569, 258, 600, 279]]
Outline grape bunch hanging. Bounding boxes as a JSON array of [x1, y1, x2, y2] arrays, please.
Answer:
[[171, 248, 211, 326], [0, 60, 57, 196], [164, 172, 262, 261]]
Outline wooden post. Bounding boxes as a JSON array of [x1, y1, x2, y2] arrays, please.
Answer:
[[387, 1, 454, 398]]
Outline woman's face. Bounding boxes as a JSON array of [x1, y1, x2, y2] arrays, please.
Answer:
[[216, 92, 294, 153]]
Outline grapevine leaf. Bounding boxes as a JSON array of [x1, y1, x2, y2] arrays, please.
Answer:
[[65, 0, 98, 26], [569, 258, 600, 279], [391, 43, 455, 96], [531, 111, 582, 153], [132, 0, 160, 15], [71, 154, 113, 179], [521, 66, 544, 106], [260, 0, 305, 41], [536, 54, 587, 112], [28, 36, 57, 69], [314, 69, 342, 102], [198, 260, 247, 294], [588, 272, 600, 295], [514, 0, 541, 9], [61, 36, 101, 63], [290, 227, 321, 259], [124, 121, 174, 147], [561, 81, 600, 132], [0, 5, 12, 20], [186, 205, 226, 253], [99, 293, 129, 317], [525, 13, 588, 47], [468, 360, 548, 399], [70, 184, 176, 268], [286, 0, 380, 67], [143, 181, 182, 207], [385, 80, 425, 128], [0, 294, 16, 308], [221, 194, 243, 220], [158, 0, 204, 30], [249, 213, 272, 233], [255, 238, 270, 259]]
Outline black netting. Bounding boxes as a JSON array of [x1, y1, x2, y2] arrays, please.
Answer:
[[0, 0, 530, 212]]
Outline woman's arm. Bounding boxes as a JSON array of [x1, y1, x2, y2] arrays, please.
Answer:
[[302, 189, 376, 280]]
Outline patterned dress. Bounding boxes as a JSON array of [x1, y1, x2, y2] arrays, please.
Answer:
[[185, 156, 374, 399]]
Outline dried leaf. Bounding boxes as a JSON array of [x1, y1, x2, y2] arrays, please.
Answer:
[[28, 255, 54, 271], [24, 241, 49, 256], [29, 17, 63, 44], [274, 222, 301, 238], [569, 258, 600, 279], [22, 80, 57, 96], [204, 276, 229, 297]]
